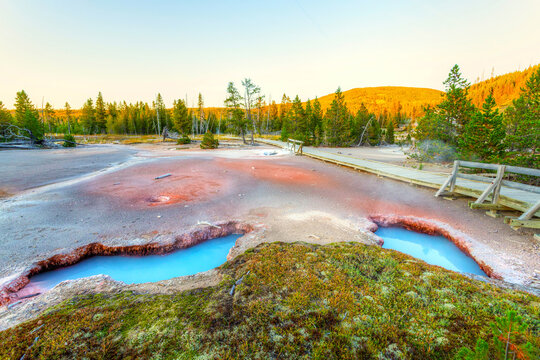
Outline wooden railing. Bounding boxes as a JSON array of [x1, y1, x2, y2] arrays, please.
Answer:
[[435, 160, 540, 229], [287, 139, 304, 155]]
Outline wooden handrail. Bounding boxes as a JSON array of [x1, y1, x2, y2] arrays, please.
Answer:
[[287, 139, 304, 155], [436, 160, 540, 227]]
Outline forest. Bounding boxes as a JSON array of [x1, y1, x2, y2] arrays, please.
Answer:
[[0, 65, 538, 168]]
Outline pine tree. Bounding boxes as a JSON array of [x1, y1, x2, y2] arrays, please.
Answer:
[[224, 82, 246, 143], [415, 105, 448, 142], [81, 98, 96, 134], [305, 99, 313, 143], [105, 102, 119, 134], [460, 93, 505, 161], [200, 130, 219, 149], [290, 95, 307, 141], [324, 87, 350, 146], [172, 99, 190, 135], [64, 102, 72, 134], [255, 96, 265, 135], [269, 101, 279, 131], [504, 66, 540, 168], [368, 117, 381, 145], [95, 92, 107, 133], [155, 93, 166, 135], [0, 101, 12, 126], [198, 93, 206, 133], [241, 78, 261, 145], [385, 121, 395, 144], [14, 91, 42, 141], [352, 103, 371, 144], [22, 109, 43, 142], [310, 97, 323, 145], [437, 65, 476, 144], [279, 94, 292, 133], [44, 102, 55, 132], [14, 90, 34, 127]]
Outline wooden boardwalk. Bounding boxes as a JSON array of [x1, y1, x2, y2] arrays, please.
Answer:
[[257, 139, 540, 219]]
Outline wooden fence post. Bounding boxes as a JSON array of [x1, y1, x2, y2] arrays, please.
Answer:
[[475, 164, 505, 204]]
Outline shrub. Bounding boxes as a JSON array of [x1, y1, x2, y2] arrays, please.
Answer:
[[200, 131, 218, 149], [177, 134, 191, 145], [62, 133, 76, 147]]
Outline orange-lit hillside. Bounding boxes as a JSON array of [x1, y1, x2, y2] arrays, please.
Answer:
[[468, 64, 539, 108], [312, 86, 443, 119]]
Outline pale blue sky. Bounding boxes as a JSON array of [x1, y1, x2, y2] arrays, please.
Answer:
[[1, 0, 539, 108]]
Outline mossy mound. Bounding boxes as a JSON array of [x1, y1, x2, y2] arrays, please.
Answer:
[[1, 242, 538, 359]]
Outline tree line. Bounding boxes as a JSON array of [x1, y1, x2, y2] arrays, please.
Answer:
[[0, 79, 401, 147], [1, 67, 537, 169], [415, 65, 539, 168]]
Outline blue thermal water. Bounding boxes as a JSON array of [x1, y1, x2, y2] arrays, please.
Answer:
[[375, 227, 486, 276], [29, 234, 241, 290]]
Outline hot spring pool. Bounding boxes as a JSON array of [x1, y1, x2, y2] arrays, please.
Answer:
[[375, 227, 486, 276], [29, 234, 241, 290]]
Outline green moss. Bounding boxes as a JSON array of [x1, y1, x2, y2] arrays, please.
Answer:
[[1, 242, 538, 359]]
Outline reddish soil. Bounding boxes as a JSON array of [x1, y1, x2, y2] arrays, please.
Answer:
[[217, 158, 332, 187], [85, 159, 233, 208]]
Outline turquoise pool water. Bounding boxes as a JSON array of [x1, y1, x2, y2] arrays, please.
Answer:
[[375, 227, 486, 276], [29, 234, 241, 290]]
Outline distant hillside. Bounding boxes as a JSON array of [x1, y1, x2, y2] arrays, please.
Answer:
[[312, 86, 443, 119], [468, 64, 539, 108]]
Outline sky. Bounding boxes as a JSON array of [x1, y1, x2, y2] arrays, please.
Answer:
[[1, 0, 539, 108]]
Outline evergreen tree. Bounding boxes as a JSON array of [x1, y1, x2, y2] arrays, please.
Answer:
[[81, 98, 96, 134], [368, 117, 381, 145], [22, 109, 43, 142], [279, 94, 292, 133], [241, 78, 261, 145], [14, 90, 34, 127], [172, 99, 190, 135], [0, 101, 12, 126], [198, 93, 205, 133], [44, 102, 55, 132], [200, 130, 219, 149], [269, 101, 279, 131], [324, 87, 350, 146], [305, 99, 313, 142], [64, 102, 72, 131], [414, 105, 448, 142], [437, 65, 476, 144], [105, 102, 119, 134], [13, 91, 42, 141], [155, 93, 166, 135], [310, 97, 323, 145], [459, 93, 505, 161], [224, 82, 246, 143], [255, 96, 265, 135], [95, 92, 107, 133], [351, 103, 371, 144], [504, 66, 540, 168], [290, 95, 307, 141], [385, 121, 395, 144]]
